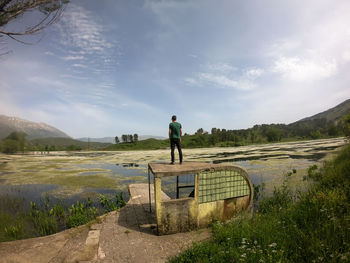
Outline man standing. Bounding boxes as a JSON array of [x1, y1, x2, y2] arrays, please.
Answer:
[[169, 115, 183, 164]]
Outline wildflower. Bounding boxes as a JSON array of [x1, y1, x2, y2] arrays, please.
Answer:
[[254, 240, 258, 245], [259, 259, 264, 262], [241, 253, 246, 258], [272, 250, 277, 253], [242, 238, 247, 244], [269, 243, 277, 248]]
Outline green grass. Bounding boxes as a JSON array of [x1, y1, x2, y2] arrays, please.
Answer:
[[169, 144, 350, 263], [106, 138, 169, 150], [29, 137, 112, 150], [0, 194, 127, 242]]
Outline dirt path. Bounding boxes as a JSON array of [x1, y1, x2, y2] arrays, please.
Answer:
[[0, 184, 210, 263]]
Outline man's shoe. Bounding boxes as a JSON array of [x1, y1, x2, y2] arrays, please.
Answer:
[[171, 162, 175, 165], [180, 161, 182, 165]]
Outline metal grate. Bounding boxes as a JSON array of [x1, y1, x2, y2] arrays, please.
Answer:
[[198, 170, 250, 203]]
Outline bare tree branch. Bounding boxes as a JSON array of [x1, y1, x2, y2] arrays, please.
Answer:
[[0, 0, 68, 40], [0, 0, 12, 11]]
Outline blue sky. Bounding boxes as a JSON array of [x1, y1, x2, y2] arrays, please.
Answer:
[[1, 0, 350, 138]]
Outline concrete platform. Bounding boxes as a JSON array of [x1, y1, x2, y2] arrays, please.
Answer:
[[148, 161, 226, 177]]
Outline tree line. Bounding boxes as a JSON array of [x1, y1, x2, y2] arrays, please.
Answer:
[[182, 114, 350, 148], [115, 134, 138, 144]]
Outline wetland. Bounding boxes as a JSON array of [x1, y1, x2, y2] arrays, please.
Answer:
[[0, 137, 347, 241]]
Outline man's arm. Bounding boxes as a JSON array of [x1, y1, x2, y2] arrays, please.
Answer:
[[180, 128, 182, 142], [169, 128, 171, 138]]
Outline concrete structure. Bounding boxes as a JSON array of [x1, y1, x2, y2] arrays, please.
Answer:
[[148, 162, 254, 235]]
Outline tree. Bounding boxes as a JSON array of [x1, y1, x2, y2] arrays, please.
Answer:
[[343, 113, 350, 137], [133, 134, 138, 142], [3, 131, 27, 153], [121, 134, 128, 143], [3, 139, 18, 153], [114, 136, 120, 144], [327, 123, 338, 137], [196, 128, 204, 135], [0, 0, 69, 44], [128, 134, 133, 143], [266, 127, 281, 142], [310, 130, 322, 139]]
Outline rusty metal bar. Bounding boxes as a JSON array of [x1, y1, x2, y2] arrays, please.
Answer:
[[148, 167, 151, 212], [176, 176, 179, 199]]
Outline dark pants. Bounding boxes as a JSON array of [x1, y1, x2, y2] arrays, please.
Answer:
[[170, 138, 183, 163]]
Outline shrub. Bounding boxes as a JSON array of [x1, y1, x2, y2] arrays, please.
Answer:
[[170, 144, 350, 263], [4, 221, 24, 240]]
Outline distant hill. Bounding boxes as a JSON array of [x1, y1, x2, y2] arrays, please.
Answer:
[[76, 137, 115, 143], [0, 115, 70, 140], [76, 135, 166, 143], [139, 135, 167, 140], [30, 137, 111, 149], [298, 99, 350, 123]]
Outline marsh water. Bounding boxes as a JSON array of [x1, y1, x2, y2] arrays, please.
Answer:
[[0, 137, 347, 212]]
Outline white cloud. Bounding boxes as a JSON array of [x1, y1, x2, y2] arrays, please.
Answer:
[[199, 73, 256, 91], [52, 3, 120, 78], [56, 4, 115, 55], [61, 55, 84, 61], [27, 76, 67, 88], [184, 77, 198, 85], [185, 62, 263, 91], [245, 68, 264, 78], [199, 73, 237, 88], [208, 62, 237, 73], [343, 51, 350, 62], [44, 51, 55, 56], [272, 56, 337, 82], [72, 63, 88, 68]]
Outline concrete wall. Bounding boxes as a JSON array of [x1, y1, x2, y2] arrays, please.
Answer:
[[156, 196, 251, 235], [154, 167, 253, 235], [158, 198, 197, 235]]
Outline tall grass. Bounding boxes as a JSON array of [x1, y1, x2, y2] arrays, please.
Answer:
[[169, 144, 350, 263], [1, 193, 127, 242]]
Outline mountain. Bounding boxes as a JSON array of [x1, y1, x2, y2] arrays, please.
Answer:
[[298, 99, 350, 123], [0, 115, 70, 140]]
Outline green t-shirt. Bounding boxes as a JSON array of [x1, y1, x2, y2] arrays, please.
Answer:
[[169, 122, 182, 139]]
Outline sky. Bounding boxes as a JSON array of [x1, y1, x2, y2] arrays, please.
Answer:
[[0, 0, 350, 138]]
